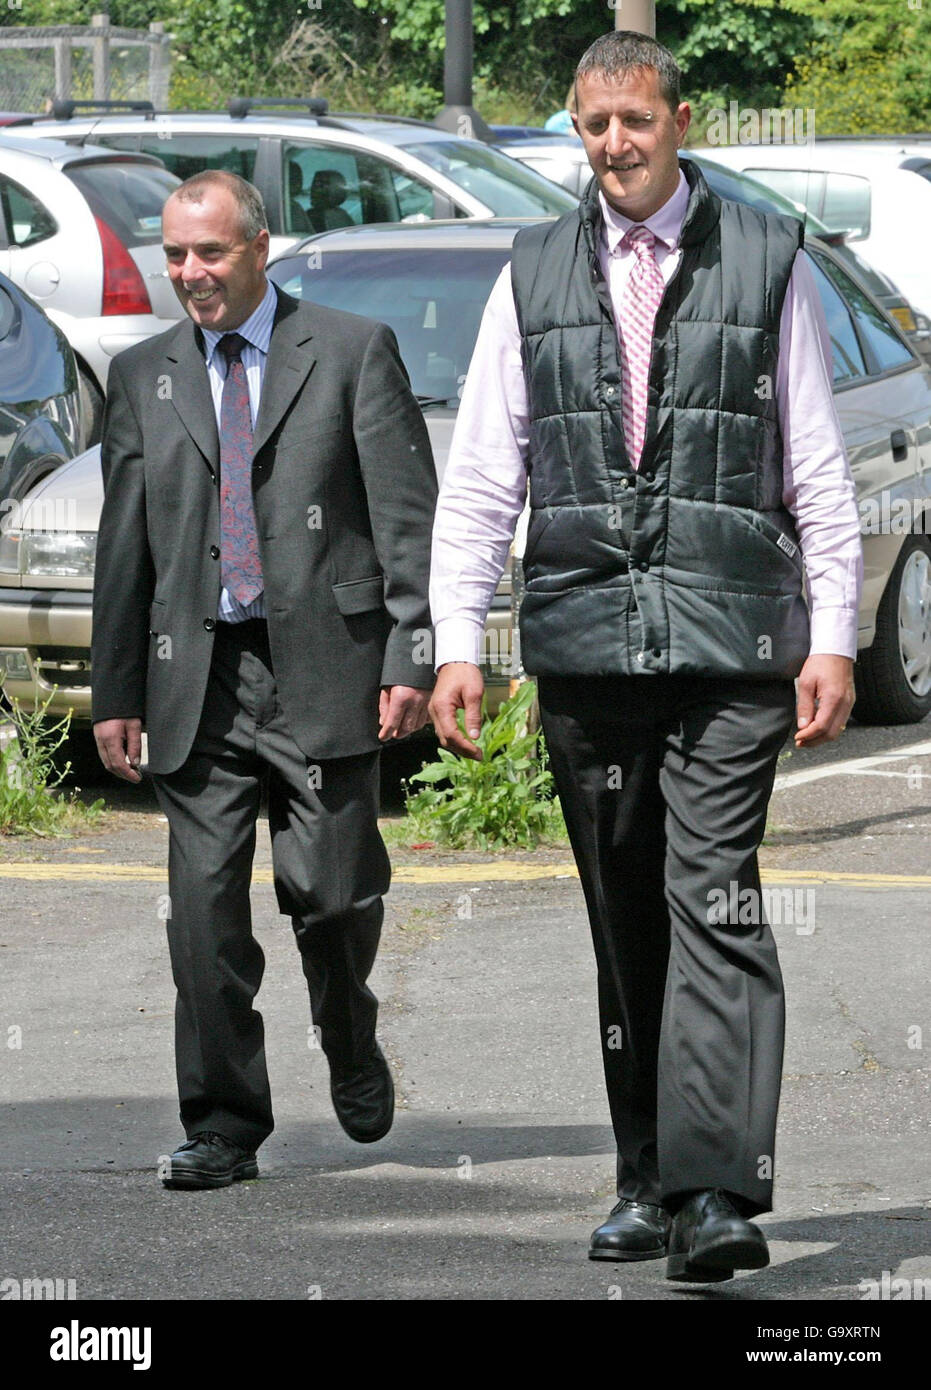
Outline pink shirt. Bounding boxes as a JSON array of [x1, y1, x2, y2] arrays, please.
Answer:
[[430, 173, 863, 667]]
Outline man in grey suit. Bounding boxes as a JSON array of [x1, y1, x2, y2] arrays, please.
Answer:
[[92, 170, 436, 1188]]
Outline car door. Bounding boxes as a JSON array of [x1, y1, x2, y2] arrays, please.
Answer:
[[808, 245, 931, 637], [0, 166, 101, 315]]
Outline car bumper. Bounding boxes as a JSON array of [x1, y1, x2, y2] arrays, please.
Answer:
[[49, 314, 182, 391], [0, 587, 92, 723]]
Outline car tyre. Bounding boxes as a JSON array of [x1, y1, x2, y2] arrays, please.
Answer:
[[854, 534, 931, 725], [78, 366, 104, 449]]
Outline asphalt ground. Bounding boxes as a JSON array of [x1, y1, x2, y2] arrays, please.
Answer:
[[0, 720, 928, 1340]]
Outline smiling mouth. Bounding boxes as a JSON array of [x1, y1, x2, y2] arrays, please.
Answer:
[[187, 287, 219, 303], [608, 162, 642, 173]]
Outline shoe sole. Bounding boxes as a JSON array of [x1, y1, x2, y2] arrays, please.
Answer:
[[162, 1159, 258, 1190], [588, 1245, 667, 1263], [667, 1235, 769, 1282]]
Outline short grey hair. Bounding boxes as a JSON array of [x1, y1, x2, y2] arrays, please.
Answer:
[[167, 169, 268, 240], [575, 30, 681, 113]]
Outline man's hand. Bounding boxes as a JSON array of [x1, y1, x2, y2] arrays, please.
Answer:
[[794, 654, 855, 749], [378, 686, 432, 741], [94, 717, 144, 783], [429, 662, 485, 761]]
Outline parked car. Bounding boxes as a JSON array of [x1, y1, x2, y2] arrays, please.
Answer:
[[0, 269, 81, 502], [0, 133, 181, 445], [8, 100, 578, 262], [4, 215, 931, 738], [498, 138, 931, 362], [0, 268, 83, 702], [697, 140, 931, 332]]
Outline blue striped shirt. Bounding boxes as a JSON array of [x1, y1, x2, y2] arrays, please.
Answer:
[[201, 278, 277, 622]]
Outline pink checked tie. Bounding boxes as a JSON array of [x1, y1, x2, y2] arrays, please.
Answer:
[[617, 225, 665, 470]]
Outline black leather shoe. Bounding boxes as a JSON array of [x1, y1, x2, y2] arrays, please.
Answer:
[[161, 1131, 258, 1190], [588, 1198, 671, 1262], [330, 1043, 394, 1143], [666, 1189, 769, 1282]]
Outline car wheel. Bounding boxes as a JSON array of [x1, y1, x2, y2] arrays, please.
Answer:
[[78, 366, 105, 449], [854, 534, 931, 724]]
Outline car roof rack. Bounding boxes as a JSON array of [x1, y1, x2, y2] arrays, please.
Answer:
[[228, 97, 328, 119], [49, 99, 155, 121]]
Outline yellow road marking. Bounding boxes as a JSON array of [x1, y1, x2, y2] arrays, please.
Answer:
[[0, 861, 928, 890]]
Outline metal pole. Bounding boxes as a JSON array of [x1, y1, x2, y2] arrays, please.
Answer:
[[53, 37, 72, 102], [615, 0, 656, 36], [92, 13, 110, 102], [148, 22, 170, 109], [435, 0, 494, 142]]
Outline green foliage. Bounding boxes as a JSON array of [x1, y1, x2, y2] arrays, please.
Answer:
[[403, 682, 565, 851], [0, 690, 104, 836], [784, 54, 905, 137]]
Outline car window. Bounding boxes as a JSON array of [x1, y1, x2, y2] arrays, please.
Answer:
[[135, 133, 260, 182], [64, 161, 179, 247], [821, 172, 871, 239], [735, 167, 826, 216], [268, 246, 511, 400], [0, 176, 58, 248], [402, 140, 578, 215], [814, 252, 914, 375], [83, 134, 142, 153], [282, 142, 436, 234], [806, 251, 867, 386], [743, 167, 870, 237]]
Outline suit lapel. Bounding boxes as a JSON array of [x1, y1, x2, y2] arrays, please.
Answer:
[[252, 291, 317, 459], [163, 326, 219, 474]]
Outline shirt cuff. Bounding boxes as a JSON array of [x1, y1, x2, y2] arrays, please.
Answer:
[[434, 616, 485, 670], [808, 606, 859, 660]]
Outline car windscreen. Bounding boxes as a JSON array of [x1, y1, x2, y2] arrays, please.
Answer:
[[268, 246, 511, 401], [401, 140, 578, 216], [63, 161, 179, 247]]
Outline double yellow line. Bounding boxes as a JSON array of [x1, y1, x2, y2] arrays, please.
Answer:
[[0, 861, 927, 889]]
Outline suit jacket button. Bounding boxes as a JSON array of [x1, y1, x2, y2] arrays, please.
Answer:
[[204, 617, 216, 631], [210, 546, 220, 559]]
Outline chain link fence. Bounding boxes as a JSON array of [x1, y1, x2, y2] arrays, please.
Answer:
[[0, 19, 170, 115]]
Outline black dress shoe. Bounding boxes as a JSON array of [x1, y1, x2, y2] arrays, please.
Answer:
[[161, 1131, 258, 1190], [330, 1043, 394, 1143], [588, 1198, 671, 1262], [666, 1189, 769, 1282]]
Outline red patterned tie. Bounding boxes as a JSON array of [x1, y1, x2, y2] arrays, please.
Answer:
[[218, 332, 264, 606], [618, 225, 665, 470]]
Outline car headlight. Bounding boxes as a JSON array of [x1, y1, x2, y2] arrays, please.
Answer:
[[20, 531, 97, 578]]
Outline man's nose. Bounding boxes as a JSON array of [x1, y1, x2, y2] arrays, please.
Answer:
[[604, 118, 633, 157], [178, 253, 205, 281]]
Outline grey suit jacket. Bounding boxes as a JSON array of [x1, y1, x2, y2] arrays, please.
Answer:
[[91, 286, 437, 774]]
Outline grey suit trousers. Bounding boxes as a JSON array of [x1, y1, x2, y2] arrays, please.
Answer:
[[537, 673, 796, 1217], [151, 618, 389, 1152]]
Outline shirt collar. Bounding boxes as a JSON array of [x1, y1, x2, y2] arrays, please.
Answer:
[[599, 170, 690, 256], [202, 277, 277, 365]]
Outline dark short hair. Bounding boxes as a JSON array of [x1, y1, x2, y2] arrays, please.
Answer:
[[166, 169, 267, 240], [575, 30, 681, 112]]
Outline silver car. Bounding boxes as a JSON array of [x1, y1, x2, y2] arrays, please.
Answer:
[[2, 221, 930, 740], [8, 102, 578, 262], [0, 133, 181, 445]]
